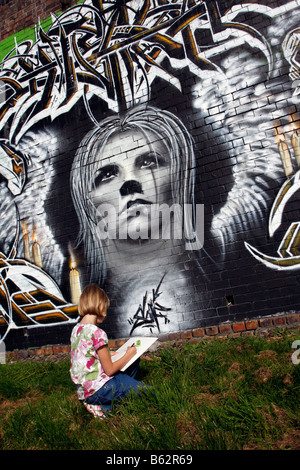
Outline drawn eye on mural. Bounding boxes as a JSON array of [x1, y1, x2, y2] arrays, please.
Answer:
[[91, 128, 174, 244]]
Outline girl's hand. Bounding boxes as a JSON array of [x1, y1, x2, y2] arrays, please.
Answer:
[[98, 344, 137, 376], [126, 345, 137, 357]]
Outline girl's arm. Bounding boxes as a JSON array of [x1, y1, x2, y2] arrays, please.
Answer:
[[97, 344, 137, 376]]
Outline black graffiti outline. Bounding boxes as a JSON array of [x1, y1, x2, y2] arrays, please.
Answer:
[[0, 0, 274, 145], [128, 275, 171, 335]]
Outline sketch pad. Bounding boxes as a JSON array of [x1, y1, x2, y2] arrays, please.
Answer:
[[111, 336, 158, 371]]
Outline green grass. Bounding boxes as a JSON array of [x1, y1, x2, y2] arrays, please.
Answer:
[[0, 329, 299, 450]]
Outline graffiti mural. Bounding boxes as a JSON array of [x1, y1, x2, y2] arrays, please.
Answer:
[[1, 0, 300, 347]]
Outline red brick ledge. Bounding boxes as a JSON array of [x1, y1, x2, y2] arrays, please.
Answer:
[[5, 311, 300, 361], [157, 311, 300, 345]]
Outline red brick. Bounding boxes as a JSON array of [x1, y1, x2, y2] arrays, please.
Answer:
[[259, 318, 273, 328], [43, 346, 53, 355], [36, 348, 45, 356], [52, 346, 62, 354], [168, 332, 180, 341], [205, 326, 218, 336], [273, 316, 286, 326], [286, 313, 300, 324], [245, 320, 259, 330], [232, 322, 246, 332], [6, 351, 14, 361], [219, 324, 232, 335], [192, 328, 205, 337], [181, 330, 192, 339]]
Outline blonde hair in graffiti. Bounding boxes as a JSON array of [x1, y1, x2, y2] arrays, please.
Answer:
[[70, 105, 201, 285]]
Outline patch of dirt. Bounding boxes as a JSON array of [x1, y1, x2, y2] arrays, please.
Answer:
[[254, 367, 273, 383], [193, 392, 221, 406], [176, 412, 201, 446], [275, 430, 300, 450], [244, 403, 298, 450], [228, 361, 242, 375], [283, 373, 293, 386], [0, 391, 43, 417], [256, 350, 277, 360], [244, 430, 300, 451]]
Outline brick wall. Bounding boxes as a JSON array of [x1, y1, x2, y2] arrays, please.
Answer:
[[0, 0, 76, 41], [6, 311, 300, 362], [0, 0, 300, 351]]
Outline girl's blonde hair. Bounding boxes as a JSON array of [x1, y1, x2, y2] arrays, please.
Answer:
[[78, 284, 110, 319]]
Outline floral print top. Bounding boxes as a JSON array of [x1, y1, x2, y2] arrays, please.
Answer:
[[70, 323, 112, 400]]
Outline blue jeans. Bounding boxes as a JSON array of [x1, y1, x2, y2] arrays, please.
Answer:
[[85, 359, 148, 412]]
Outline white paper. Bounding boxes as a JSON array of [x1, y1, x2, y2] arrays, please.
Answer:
[[111, 336, 158, 371]]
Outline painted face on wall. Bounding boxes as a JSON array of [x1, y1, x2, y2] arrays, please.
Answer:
[[90, 128, 173, 241]]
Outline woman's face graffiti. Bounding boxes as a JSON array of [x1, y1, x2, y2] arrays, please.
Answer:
[[90, 129, 172, 241]]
